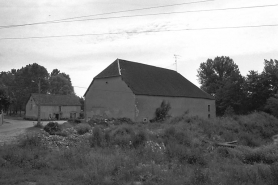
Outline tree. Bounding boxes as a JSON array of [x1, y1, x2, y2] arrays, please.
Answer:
[[1, 64, 76, 115], [264, 95, 278, 118], [12, 63, 49, 115], [50, 69, 72, 83], [49, 73, 74, 95], [0, 70, 16, 114], [262, 59, 278, 96], [243, 59, 278, 113], [244, 70, 271, 111], [197, 56, 246, 115], [0, 83, 10, 112], [50, 69, 60, 77]]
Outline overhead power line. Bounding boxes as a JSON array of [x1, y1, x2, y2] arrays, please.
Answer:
[[1, 23, 278, 40], [1, 3, 277, 30], [37, 3, 278, 25], [0, 0, 214, 29]]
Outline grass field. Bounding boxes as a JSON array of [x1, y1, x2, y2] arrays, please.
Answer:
[[1, 112, 278, 185]]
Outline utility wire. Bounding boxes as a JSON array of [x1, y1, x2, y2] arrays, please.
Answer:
[[0, 0, 214, 29], [35, 3, 278, 25], [1, 23, 278, 40], [1, 4, 277, 30]]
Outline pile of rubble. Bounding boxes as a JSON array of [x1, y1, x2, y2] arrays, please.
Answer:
[[37, 127, 93, 150]]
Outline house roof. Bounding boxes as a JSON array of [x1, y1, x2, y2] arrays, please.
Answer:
[[30, 93, 81, 106], [86, 59, 214, 100]]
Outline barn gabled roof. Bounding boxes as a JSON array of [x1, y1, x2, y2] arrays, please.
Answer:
[[30, 93, 81, 106], [95, 60, 121, 79], [85, 59, 214, 100]]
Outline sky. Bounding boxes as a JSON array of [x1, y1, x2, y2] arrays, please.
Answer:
[[0, 0, 278, 97]]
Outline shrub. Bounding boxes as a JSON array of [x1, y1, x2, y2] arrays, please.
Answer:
[[239, 132, 261, 147], [75, 123, 91, 135], [89, 126, 107, 147], [151, 100, 171, 122], [163, 126, 191, 146], [240, 146, 278, 165], [44, 122, 61, 135], [132, 130, 148, 148], [111, 125, 135, 148], [216, 147, 231, 158], [186, 149, 207, 166]]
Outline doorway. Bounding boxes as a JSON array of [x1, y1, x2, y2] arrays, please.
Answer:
[[55, 113, 60, 120]]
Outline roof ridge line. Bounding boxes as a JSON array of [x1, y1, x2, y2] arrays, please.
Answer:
[[117, 58, 121, 75]]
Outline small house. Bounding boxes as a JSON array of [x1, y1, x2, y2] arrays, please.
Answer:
[[25, 93, 81, 120]]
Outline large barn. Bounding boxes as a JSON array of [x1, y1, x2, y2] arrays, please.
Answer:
[[25, 93, 81, 120], [84, 59, 215, 122]]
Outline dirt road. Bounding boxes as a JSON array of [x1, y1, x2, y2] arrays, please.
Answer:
[[0, 119, 66, 145]]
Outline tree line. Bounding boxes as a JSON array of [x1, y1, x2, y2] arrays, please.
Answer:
[[198, 57, 278, 117], [0, 63, 83, 115]]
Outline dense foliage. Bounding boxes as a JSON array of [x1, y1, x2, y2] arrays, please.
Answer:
[[150, 100, 171, 122], [0, 64, 78, 114], [198, 57, 278, 117]]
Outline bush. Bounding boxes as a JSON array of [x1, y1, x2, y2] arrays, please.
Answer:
[[186, 149, 207, 166], [238, 112, 278, 140], [239, 145, 278, 165], [44, 122, 61, 135], [163, 126, 191, 146], [151, 100, 171, 122], [89, 126, 105, 147], [132, 130, 148, 148], [75, 123, 91, 135], [216, 147, 232, 158], [111, 125, 135, 148], [239, 132, 261, 147]]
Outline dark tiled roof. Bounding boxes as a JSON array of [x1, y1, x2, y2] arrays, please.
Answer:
[[86, 59, 214, 100], [95, 61, 120, 79], [30, 93, 81, 106], [119, 59, 214, 99]]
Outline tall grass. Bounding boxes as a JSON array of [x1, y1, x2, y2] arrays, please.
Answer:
[[1, 112, 278, 184]]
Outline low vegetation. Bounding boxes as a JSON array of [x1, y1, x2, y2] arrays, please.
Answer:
[[1, 112, 278, 184]]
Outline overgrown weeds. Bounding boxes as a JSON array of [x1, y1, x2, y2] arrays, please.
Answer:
[[75, 123, 91, 135], [1, 112, 278, 184]]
